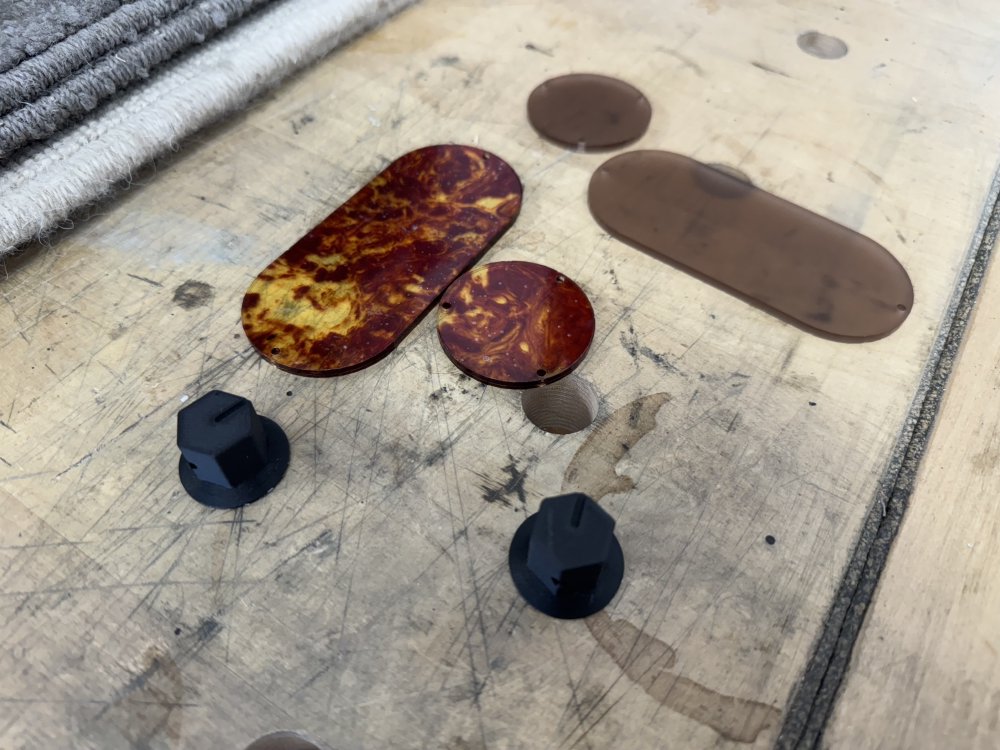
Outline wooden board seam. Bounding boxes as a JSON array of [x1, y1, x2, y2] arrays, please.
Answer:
[[777, 164, 1000, 749]]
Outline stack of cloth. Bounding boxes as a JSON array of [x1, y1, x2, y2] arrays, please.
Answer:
[[0, 0, 412, 257]]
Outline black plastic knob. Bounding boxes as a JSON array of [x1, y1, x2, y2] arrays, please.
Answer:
[[176, 390, 289, 509], [508, 492, 624, 619]]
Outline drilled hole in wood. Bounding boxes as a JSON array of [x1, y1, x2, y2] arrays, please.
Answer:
[[243, 731, 323, 750], [521, 374, 599, 434], [797, 31, 848, 59]]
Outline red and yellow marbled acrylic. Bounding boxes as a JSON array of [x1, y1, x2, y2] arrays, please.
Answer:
[[437, 261, 595, 388], [241, 145, 522, 375]]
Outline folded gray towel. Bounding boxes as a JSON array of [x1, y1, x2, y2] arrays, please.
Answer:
[[0, 0, 124, 73], [0, 0, 415, 257], [0, 0, 191, 116], [0, 0, 276, 159]]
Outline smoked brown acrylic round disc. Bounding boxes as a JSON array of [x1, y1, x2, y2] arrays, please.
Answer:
[[527, 73, 652, 151], [437, 261, 595, 388]]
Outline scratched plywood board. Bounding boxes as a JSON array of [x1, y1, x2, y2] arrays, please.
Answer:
[[824, 240, 1000, 748], [0, 0, 998, 748]]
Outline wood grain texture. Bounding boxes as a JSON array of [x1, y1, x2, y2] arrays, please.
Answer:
[[1, 1, 999, 748], [824, 228, 1000, 748]]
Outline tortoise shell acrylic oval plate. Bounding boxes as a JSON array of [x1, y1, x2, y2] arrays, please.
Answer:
[[437, 261, 595, 388], [242, 145, 523, 375]]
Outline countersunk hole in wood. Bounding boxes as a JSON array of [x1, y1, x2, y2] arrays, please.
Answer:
[[537, 369, 547, 377], [271, 347, 281, 355], [441, 302, 452, 309], [797, 31, 848, 59], [521, 374, 600, 434], [243, 731, 325, 750]]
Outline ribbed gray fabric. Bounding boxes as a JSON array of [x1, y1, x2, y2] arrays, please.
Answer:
[[0, 0, 192, 116], [0, 0, 125, 73], [0, 0, 276, 159], [0, 0, 413, 257]]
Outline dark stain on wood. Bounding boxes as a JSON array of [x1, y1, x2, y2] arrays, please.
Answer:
[[751, 60, 791, 77], [91, 645, 186, 746], [172, 280, 215, 310], [476, 456, 534, 508], [567, 397, 780, 740], [562, 392, 671, 499], [587, 612, 781, 742]]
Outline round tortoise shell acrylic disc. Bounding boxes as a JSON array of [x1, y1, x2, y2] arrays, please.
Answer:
[[437, 261, 595, 388]]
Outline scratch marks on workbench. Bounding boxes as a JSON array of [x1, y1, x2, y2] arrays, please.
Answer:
[[658, 47, 705, 77], [587, 612, 781, 742], [428, 53, 486, 88], [619, 323, 681, 374], [751, 60, 791, 78], [524, 42, 554, 57], [432, 55, 461, 68], [563, 393, 671, 500], [126, 273, 163, 288]]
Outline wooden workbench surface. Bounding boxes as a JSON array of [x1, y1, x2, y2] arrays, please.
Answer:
[[826, 173, 1000, 750], [2, 1, 998, 748]]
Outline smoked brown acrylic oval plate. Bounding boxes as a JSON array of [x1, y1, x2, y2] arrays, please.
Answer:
[[527, 73, 652, 151], [588, 150, 913, 342], [242, 145, 523, 375]]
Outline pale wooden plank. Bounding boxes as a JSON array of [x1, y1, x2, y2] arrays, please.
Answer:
[[1, 1, 999, 748], [824, 227, 1000, 748]]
